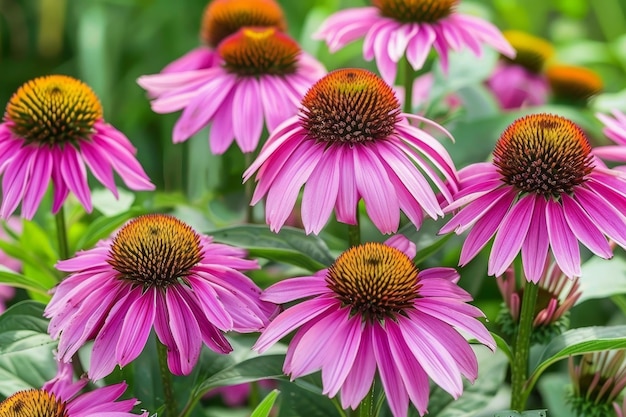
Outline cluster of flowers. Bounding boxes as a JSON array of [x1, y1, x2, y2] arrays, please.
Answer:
[[1, 0, 626, 416]]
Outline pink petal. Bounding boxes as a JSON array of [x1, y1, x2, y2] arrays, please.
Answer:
[[61, 145, 92, 211], [545, 199, 581, 278], [372, 323, 409, 417], [302, 149, 341, 234], [166, 286, 202, 375], [232, 77, 264, 153], [562, 193, 612, 258], [116, 289, 156, 366], [22, 147, 52, 219], [340, 326, 377, 409], [521, 196, 550, 283]]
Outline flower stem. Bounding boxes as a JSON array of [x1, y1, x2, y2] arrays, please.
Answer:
[[348, 208, 361, 247], [510, 280, 539, 411], [355, 381, 376, 417], [55, 206, 70, 261], [157, 339, 178, 417], [244, 152, 256, 224], [403, 57, 415, 114]]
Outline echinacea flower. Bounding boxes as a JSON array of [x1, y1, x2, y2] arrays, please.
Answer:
[[568, 351, 626, 417], [160, 0, 287, 74], [0, 75, 154, 219], [487, 30, 553, 109], [440, 113, 626, 282], [254, 236, 494, 417], [594, 110, 626, 165], [244, 68, 458, 234], [0, 361, 146, 416], [314, 0, 515, 84], [138, 26, 326, 154], [496, 259, 580, 344], [547, 64, 603, 104], [45, 214, 276, 380]]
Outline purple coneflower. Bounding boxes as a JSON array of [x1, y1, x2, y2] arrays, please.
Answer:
[[254, 236, 494, 417], [440, 113, 626, 282], [138, 26, 325, 154], [0, 75, 154, 219], [313, 0, 515, 84], [45, 214, 276, 380], [0, 361, 145, 416], [244, 68, 458, 234], [159, 0, 287, 74], [594, 110, 626, 165], [487, 30, 553, 110]]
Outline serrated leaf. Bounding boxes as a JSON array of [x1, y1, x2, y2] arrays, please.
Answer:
[[210, 225, 334, 271], [251, 389, 280, 417]]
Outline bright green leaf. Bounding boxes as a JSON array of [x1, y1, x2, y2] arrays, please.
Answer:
[[74, 207, 148, 251], [576, 255, 626, 305], [251, 389, 280, 417]]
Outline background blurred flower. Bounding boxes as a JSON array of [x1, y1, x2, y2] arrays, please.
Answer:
[[487, 30, 553, 109], [244, 68, 458, 234], [254, 236, 494, 417], [0, 217, 21, 313], [547, 64, 603, 105], [314, 0, 515, 84], [594, 110, 626, 164], [0, 75, 154, 219], [138, 27, 325, 154], [205, 379, 277, 407], [46, 214, 277, 380], [441, 113, 626, 282]]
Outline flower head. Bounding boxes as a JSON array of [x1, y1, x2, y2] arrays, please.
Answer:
[[547, 64, 603, 104], [244, 68, 458, 234], [487, 30, 553, 109], [0, 75, 153, 219], [568, 351, 626, 417], [0, 361, 145, 416], [254, 236, 494, 417], [314, 0, 515, 84], [138, 27, 325, 154], [496, 260, 580, 344], [594, 110, 626, 165], [441, 113, 626, 282], [45, 214, 277, 380]]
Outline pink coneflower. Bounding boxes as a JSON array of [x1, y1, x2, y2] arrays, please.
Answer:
[[313, 0, 515, 84], [137, 26, 326, 154], [0, 75, 154, 219], [440, 113, 626, 282], [487, 30, 553, 110], [594, 110, 626, 164], [244, 68, 458, 234], [568, 351, 626, 417], [45, 214, 276, 380], [159, 0, 287, 74], [254, 236, 494, 417], [496, 260, 581, 344], [0, 361, 145, 416]]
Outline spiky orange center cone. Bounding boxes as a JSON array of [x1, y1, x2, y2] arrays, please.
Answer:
[[502, 30, 554, 73], [218, 27, 300, 76], [4, 75, 102, 146], [201, 0, 286, 47], [300, 68, 401, 144], [108, 214, 202, 288], [372, 0, 457, 23], [493, 113, 594, 198], [0, 390, 68, 417], [547, 65, 603, 102], [326, 242, 420, 322]]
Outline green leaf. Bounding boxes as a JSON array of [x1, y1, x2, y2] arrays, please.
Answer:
[[74, 207, 148, 251], [576, 255, 626, 305], [492, 332, 513, 363], [210, 225, 334, 271], [527, 326, 626, 392], [0, 301, 57, 395], [0, 267, 50, 296], [251, 389, 280, 417], [277, 378, 341, 417], [397, 218, 451, 265], [196, 354, 286, 393]]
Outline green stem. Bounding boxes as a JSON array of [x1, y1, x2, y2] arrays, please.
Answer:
[[157, 339, 178, 417], [355, 382, 376, 417], [55, 206, 70, 261], [510, 280, 539, 411], [403, 57, 415, 114]]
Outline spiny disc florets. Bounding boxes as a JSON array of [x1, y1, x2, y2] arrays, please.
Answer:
[[0, 390, 68, 417], [373, 0, 457, 23]]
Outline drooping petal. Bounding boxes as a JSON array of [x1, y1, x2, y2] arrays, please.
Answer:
[[546, 199, 581, 278]]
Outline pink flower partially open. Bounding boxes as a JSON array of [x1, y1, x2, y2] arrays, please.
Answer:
[[441, 113, 626, 282], [254, 236, 494, 417], [138, 27, 325, 154], [45, 214, 277, 380], [314, 0, 515, 84], [0, 75, 154, 219], [244, 68, 458, 235]]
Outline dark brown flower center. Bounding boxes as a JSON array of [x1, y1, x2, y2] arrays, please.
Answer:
[[0, 390, 68, 417], [201, 0, 286, 47], [300, 69, 400, 144], [493, 114, 594, 198], [372, 0, 457, 23], [108, 214, 202, 288], [326, 242, 419, 322], [547, 65, 603, 103], [218, 27, 300, 76], [502, 30, 554, 73], [4, 75, 102, 146]]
